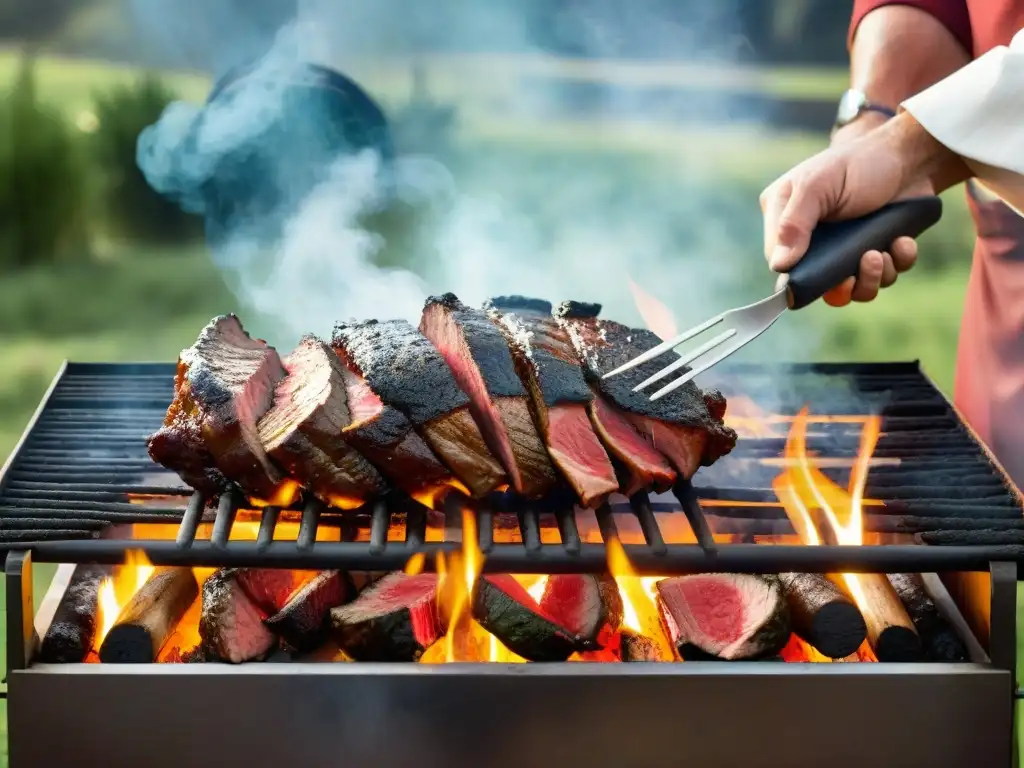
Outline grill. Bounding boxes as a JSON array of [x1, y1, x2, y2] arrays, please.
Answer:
[[3, 360, 1021, 768]]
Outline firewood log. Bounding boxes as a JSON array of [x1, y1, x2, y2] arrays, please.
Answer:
[[99, 567, 199, 663]]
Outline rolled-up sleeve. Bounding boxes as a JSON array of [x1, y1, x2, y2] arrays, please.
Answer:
[[902, 30, 1024, 211], [849, 1, 972, 54]]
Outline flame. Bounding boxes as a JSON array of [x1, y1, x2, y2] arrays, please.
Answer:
[[410, 478, 472, 511], [93, 549, 155, 651], [436, 508, 485, 662], [774, 408, 888, 645], [250, 479, 301, 509], [605, 538, 673, 660], [404, 552, 426, 576], [723, 396, 787, 440], [628, 277, 678, 341]]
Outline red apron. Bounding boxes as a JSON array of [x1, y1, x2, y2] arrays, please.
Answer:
[[955, 182, 1024, 488]]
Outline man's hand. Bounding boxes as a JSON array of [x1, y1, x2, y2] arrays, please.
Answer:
[[818, 113, 925, 305], [760, 113, 967, 307]]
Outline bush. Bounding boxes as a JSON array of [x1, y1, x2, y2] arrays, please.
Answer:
[[0, 54, 90, 271], [90, 73, 204, 245]]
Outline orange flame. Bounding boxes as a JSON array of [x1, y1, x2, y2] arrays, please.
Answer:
[[628, 277, 678, 341], [774, 408, 887, 654], [93, 549, 155, 651], [436, 509, 486, 662], [605, 538, 673, 660]]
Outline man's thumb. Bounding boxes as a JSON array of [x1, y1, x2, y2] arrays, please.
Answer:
[[768, 183, 826, 272]]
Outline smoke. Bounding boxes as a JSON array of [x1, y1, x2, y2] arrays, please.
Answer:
[[132, 0, 822, 378]]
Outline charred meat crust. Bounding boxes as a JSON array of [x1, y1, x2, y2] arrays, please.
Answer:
[[488, 306, 592, 407], [421, 293, 555, 497], [554, 305, 736, 466], [257, 336, 386, 505], [175, 314, 287, 499], [554, 300, 602, 319], [147, 360, 228, 495], [331, 319, 470, 426], [423, 293, 527, 398], [482, 295, 554, 316]]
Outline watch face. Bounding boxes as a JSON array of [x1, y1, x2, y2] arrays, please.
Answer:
[[836, 90, 867, 125]]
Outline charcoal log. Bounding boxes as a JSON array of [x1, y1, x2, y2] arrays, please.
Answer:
[[888, 573, 967, 662], [200, 569, 278, 663], [265, 570, 351, 652], [655, 574, 790, 660], [39, 564, 111, 663], [779, 572, 867, 659], [832, 574, 924, 662], [99, 567, 199, 664], [330, 573, 443, 661], [472, 574, 619, 661]]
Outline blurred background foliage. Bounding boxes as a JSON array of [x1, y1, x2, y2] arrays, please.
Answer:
[[0, 0, 977, 468]]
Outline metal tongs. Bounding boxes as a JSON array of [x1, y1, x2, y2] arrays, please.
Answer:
[[604, 196, 944, 399]]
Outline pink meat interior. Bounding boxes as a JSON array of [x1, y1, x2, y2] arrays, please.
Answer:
[[421, 305, 521, 488], [546, 403, 618, 505]]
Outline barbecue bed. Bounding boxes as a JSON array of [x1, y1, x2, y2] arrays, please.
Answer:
[[1, 359, 1020, 768]]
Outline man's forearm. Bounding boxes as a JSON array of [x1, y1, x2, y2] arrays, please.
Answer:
[[834, 5, 971, 142], [851, 5, 970, 106]]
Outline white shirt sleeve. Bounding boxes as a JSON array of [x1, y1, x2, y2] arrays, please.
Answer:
[[902, 29, 1024, 212]]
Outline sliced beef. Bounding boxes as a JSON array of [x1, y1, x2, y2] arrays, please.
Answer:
[[332, 319, 505, 497], [147, 315, 290, 501], [199, 569, 278, 663], [257, 336, 385, 508], [555, 301, 736, 474], [330, 572, 443, 661], [333, 350, 452, 500], [146, 360, 228, 495], [655, 574, 790, 660], [265, 570, 350, 652], [587, 391, 676, 496], [421, 293, 556, 498], [235, 568, 318, 615], [485, 296, 618, 506], [471, 574, 621, 661]]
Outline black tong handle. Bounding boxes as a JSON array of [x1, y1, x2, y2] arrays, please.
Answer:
[[785, 196, 944, 310]]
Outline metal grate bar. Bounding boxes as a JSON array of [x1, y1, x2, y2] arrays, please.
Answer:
[[368, 501, 389, 555], [211, 491, 238, 549], [630, 493, 667, 556], [256, 506, 280, 550], [675, 481, 717, 553], [517, 507, 542, 554], [477, 508, 494, 553], [175, 493, 206, 548], [296, 499, 321, 551]]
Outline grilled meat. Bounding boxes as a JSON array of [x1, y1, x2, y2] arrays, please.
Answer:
[[200, 569, 278, 664], [148, 315, 288, 500], [333, 348, 453, 499], [587, 391, 677, 495], [555, 301, 737, 475], [485, 296, 618, 506], [422, 294, 556, 498], [265, 570, 350, 652], [656, 573, 790, 660], [332, 319, 505, 497], [257, 336, 385, 507]]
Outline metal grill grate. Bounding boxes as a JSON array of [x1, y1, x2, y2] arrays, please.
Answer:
[[1, 361, 1022, 572]]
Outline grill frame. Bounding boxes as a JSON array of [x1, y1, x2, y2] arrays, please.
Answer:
[[4, 361, 1022, 767]]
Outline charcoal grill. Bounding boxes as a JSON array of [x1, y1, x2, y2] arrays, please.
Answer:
[[2, 360, 1021, 768]]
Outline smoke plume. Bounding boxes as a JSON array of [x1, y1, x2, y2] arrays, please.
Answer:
[[132, 0, 819, 389]]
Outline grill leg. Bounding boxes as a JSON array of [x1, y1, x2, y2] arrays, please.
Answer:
[[5, 550, 35, 675], [989, 561, 1018, 768]]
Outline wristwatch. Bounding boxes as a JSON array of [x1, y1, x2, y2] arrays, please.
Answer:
[[833, 89, 897, 132]]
